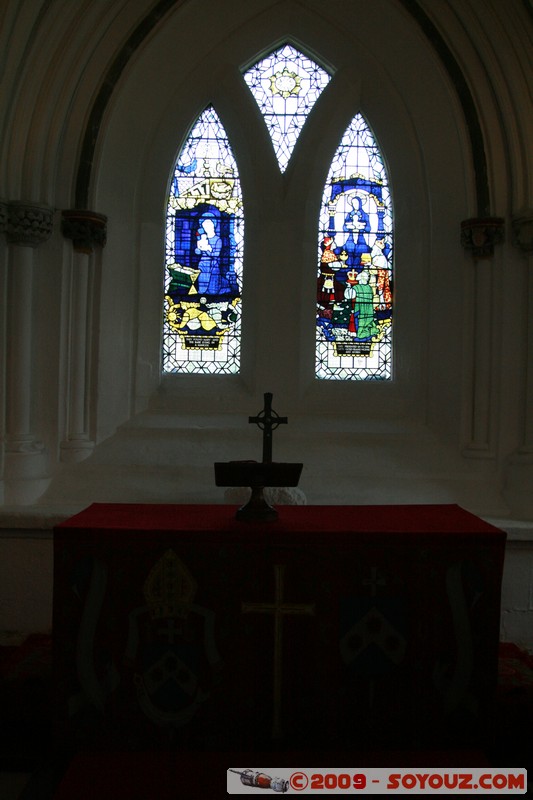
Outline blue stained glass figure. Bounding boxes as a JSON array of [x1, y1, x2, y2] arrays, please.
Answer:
[[316, 114, 393, 380], [163, 106, 244, 374], [243, 43, 331, 173]]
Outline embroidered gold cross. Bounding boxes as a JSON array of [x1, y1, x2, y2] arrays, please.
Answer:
[[242, 563, 315, 738]]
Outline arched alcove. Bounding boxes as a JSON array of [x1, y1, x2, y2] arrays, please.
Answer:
[[0, 0, 530, 518], [27, 0, 506, 514], [92, 0, 467, 421]]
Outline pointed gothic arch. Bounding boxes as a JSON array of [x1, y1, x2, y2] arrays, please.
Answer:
[[159, 42, 395, 382], [73, 2, 490, 214], [315, 112, 393, 380], [163, 106, 244, 374]]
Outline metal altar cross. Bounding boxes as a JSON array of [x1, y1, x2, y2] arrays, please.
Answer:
[[242, 564, 315, 739], [248, 392, 288, 463]]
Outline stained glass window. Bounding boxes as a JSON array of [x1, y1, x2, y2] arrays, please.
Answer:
[[163, 106, 243, 374], [243, 43, 331, 173], [316, 114, 393, 380]]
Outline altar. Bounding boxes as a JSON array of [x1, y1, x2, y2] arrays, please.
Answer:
[[53, 503, 506, 753]]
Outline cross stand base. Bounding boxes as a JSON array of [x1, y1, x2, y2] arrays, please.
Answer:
[[214, 461, 303, 522], [236, 486, 278, 521]]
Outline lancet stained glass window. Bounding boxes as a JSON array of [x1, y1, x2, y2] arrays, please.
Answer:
[[243, 43, 331, 173], [316, 114, 393, 380], [163, 106, 243, 374]]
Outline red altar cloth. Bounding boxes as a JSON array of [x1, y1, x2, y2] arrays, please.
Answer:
[[53, 504, 505, 753]]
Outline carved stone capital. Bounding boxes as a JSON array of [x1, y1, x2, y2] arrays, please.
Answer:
[[62, 209, 107, 254], [6, 201, 54, 247], [460, 217, 505, 259], [511, 209, 533, 254]]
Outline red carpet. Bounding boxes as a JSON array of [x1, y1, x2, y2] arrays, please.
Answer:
[[498, 642, 533, 689]]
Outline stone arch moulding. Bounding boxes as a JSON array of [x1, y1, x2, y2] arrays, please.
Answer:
[[74, 0, 186, 209]]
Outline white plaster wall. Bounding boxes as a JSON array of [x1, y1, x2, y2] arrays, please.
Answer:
[[0, 535, 53, 636], [500, 539, 533, 652]]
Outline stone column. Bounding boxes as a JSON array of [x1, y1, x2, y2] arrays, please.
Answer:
[[60, 209, 107, 462], [4, 201, 54, 503], [460, 217, 505, 457], [504, 210, 533, 517]]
